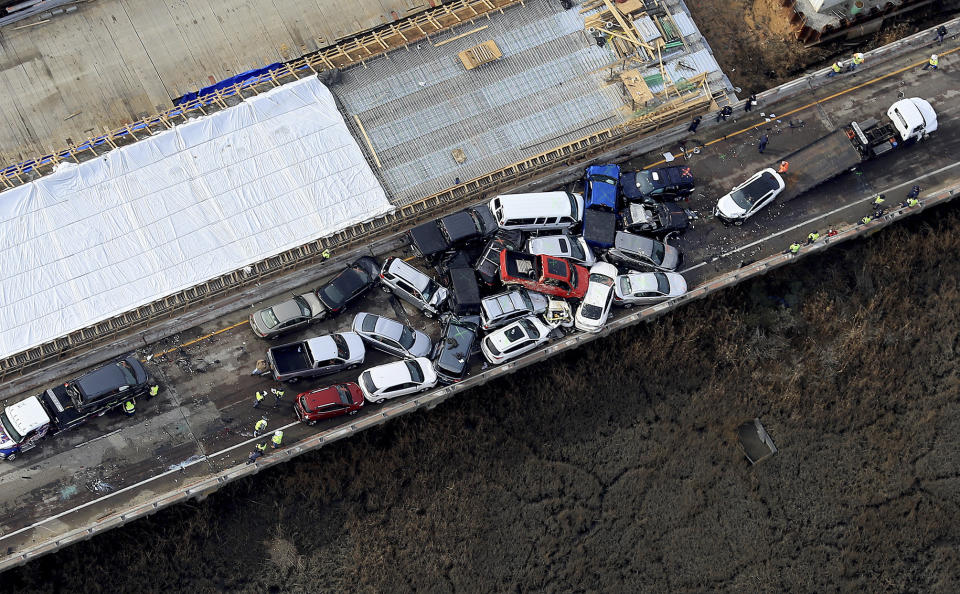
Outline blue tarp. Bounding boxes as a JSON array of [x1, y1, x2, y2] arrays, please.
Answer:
[[175, 63, 284, 106]]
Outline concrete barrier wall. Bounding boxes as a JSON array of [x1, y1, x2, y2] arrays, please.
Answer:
[[3, 176, 957, 573]]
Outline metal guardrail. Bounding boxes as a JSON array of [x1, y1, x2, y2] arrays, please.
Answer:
[[4, 178, 956, 573]]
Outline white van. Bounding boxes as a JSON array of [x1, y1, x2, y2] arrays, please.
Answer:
[[488, 191, 583, 233]]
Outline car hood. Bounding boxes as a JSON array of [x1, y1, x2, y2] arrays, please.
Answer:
[[661, 245, 681, 271], [409, 331, 433, 358], [341, 332, 367, 362], [716, 194, 746, 219], [668, 274, 688, 296]]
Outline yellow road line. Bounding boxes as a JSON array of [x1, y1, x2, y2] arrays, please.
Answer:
[[147, 320, 249, 361], [643, 47, 958, 169]]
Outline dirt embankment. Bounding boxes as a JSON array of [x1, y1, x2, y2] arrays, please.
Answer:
[[7, 204, 960, 591], [687, 0, 954, 93]]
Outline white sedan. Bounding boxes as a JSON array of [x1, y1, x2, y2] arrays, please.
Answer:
[[481, 315, 553, 364], [714, 168, 785, 224], [613, 271, 687, 307], [358, 358, 438, 404], [574, 262, 618, 333], [526, 234, 596, 265]]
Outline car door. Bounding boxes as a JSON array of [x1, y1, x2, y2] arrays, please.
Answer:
[[376, 336, 404, 357]]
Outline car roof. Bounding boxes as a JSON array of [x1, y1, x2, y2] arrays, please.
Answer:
[[623, 272, 659, 294], [542, 256, 570, 280], [372, 316, 404, 340], [657, 165, 694, 185], [409, 222, 449, 255], [487, 319, 537, 350], [490, 191, 582, 219], [387, 258, 433, 292], [270, 299, 302, 323], [367, 360, 415, 386], [306, 335, 339, 360], [6, 397, 50, 435], [528, 235, 569, 254], [738, 169, 782, 199], [483, 290, 528, 317], [74, 358, 144, 399], [440, 211, 479, 242], [614, 231, 654, 254]]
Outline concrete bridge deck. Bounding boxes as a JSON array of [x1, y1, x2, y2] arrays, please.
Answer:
[[0, 25, 958, 572]]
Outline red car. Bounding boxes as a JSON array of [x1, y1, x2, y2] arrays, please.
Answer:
[[498, 250, 590, 299], [294, 383, 364, 425]]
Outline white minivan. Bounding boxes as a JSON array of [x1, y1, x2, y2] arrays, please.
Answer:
[[488, 191, 583, 233]]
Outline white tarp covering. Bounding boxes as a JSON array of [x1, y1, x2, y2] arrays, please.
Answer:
[[0, 76, 392, 359]]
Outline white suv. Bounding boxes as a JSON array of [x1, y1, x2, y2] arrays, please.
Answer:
[[358, 358, 438, 404], [714, 168, 785, 224], [379, 257, 449, 317]]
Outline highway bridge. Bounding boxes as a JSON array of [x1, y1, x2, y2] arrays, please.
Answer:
[[0, 17, 958, 572]]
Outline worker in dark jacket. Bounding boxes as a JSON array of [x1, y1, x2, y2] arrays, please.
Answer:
[[716, 105, 733, 122], [758, 134, 768, 154], [688, 115, 701, 133]]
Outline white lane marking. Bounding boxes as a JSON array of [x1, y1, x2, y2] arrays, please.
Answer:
[[0, 420, 299, 543], [73, 429, 121, 449], [680, 161, 960, 273]]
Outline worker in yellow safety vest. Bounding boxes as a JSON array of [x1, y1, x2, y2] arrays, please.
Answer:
[[923, 54, 939, 71], [122, 399, 136, 416], [848, 53, 865, 71], [807, 231, 820, 244], [271, 430, 284, 449], [787, 243, 801, 255], [149, 385, 159, 399], [827, 61, 843, 77], [253, 390, 266, 409], [254, 417, 268, 437]]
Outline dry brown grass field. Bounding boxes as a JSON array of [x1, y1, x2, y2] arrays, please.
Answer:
[[6, 203, 960, 592]]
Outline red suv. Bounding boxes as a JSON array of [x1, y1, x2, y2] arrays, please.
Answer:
[[498, 250, 590, 299], [294, 383, 364, 425]]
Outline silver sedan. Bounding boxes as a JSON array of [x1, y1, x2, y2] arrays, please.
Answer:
[[613, 271, 687, 307], [351, 312, 433, 359]]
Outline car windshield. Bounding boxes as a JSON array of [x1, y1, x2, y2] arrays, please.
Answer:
[[332, 334, 348, 359], [589, 273, 614, 287], [635, 172, 656, 195], [399, 326, 416, 349], [336, 385, 352, 405], [655, 272, 670, 294], [361, 373, 378, 395], [651, 241, 665, 265], [0, 411, 23, 443], [619, 276, 632, 295], [730, 188, 754, 210], [581, 303, 603, 320], [260, 308, 280, 329], [293, 296, 312, 317], [405, 360, 424, 383], [568, 239, 585, 261], [568, 193, 579, 219], [519, 318, 539, 339], [421, 280, 436, 301]]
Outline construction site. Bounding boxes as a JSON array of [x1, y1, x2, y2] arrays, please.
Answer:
[[0, 0, 958, 589]]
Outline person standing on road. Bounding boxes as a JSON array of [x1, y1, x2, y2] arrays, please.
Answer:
[[247, 442, 268, 464], [271, 430, 284, 449], [254, 417, 268, 437], [807, 231, 820, 244], [149, 385, 159, 399], [786, 242, 802, 255], [253, 390, 266, 409], [716, 105, 733, 122], [906, 185, 922, 199], [872, 194, 886, 216], [827, 61, 843, 77], [778, 160, 790, 174], [758, 133, 768, 154], [272, 387, 285, 408], [922, 54, 939, 71], [321, 248, 332, 260], [745, 94, 757, 112], [859, 215, 873, 225], [122, 399, 136, 417], [688, 115, 702, 133], [936, 25, 948, 46]]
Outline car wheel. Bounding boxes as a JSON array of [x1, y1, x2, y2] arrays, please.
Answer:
[[349, 410, 359, 416], [6, 453, 16, 461], [381, 286, 392, 293], [734, 220, 743, 227], [372, 398, 384, 404], [622, 303, 634, 309], [347, 364, 358, 370], [307, 420, 317, 426], [286, 377, 300, 385], [423, 310, 434, 319]]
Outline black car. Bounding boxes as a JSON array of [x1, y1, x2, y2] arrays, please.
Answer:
[[432, 314, 481, 384], [474, 229, 524, 285], [315, 256, 380, 314], [622, 201, 690, 235], [621, 166, 695, 202], [66, 356, 150, 412], [409, 206, 499, 261], [446, 266, 482, 315]]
